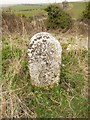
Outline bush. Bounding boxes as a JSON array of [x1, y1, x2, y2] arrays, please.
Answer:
[[45, 4, 72, 30]]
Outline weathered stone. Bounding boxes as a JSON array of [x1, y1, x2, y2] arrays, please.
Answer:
[[28, 32, 62, 87]]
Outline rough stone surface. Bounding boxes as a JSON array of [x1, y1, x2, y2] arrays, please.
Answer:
[[28, 32, 62, 87]]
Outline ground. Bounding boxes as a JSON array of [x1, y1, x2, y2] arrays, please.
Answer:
[[1, 2, 89, 118], [1, 31, 88, 118]]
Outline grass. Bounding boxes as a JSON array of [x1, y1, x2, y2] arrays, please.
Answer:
[[15, 10, 46, 17], [2, 4, 47, 18], [1, 32, 88, 118], [66, 2, 86, 19], [1, 1, 89, 117], [2, 2, 86, 19], [8, 4, 47, 11]]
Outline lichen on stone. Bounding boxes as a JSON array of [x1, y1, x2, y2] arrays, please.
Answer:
[[28, 32, 62, 87]]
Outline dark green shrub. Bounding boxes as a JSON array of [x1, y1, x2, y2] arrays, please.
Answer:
[[45, 4, 72, 30]]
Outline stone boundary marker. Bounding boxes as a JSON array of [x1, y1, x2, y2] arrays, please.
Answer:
[[28, 32, 62, 87]]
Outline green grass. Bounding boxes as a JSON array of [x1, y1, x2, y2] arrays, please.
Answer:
[[15, 10, 46, 17], [1, 34, 88, 118], [2, 4, 47, 18], [10, 4, 47, 11], [1, 2, 88, 118], [2, 2, 86, 19], [66, 2, 86, 19]]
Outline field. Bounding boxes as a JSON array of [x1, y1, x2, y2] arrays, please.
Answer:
[[3, 2, 86, 19], [66, 2, 86, 19], [1, 32, 88, 118], [1, 1, 89, 118], [2, 4, 47, 17]]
